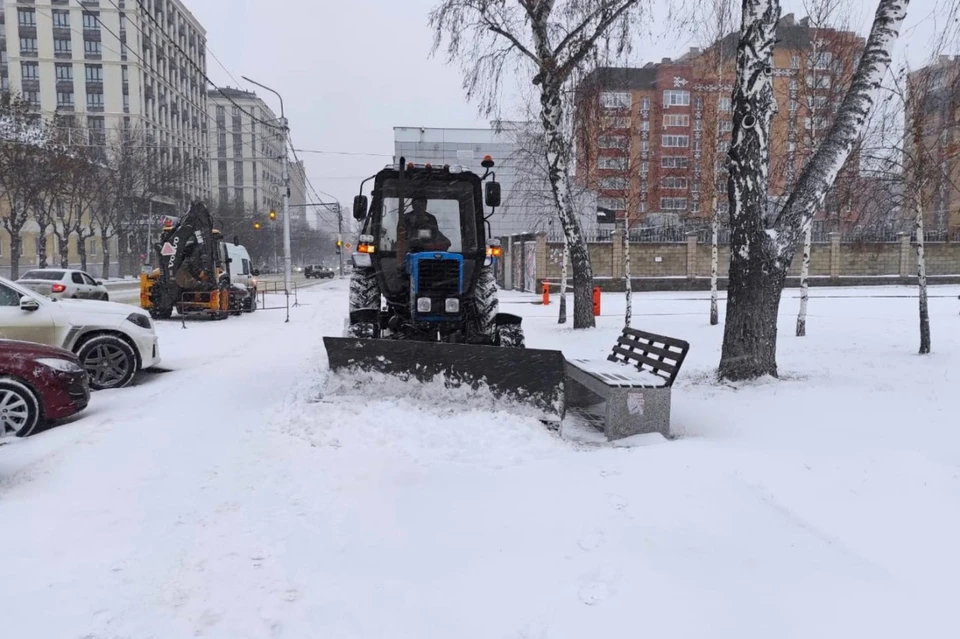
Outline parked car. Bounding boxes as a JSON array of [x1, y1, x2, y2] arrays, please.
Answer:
[[0, 339, 90, 438], [0, 276, 160, 391], [18, 269, 110, 301]]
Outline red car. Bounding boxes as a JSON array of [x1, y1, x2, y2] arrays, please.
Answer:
[[0, 339, 90, 438]]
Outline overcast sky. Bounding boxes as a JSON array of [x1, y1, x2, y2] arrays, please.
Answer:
[[187, 0, 943, 233]]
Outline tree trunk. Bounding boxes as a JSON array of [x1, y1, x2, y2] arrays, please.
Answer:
[[538, 77, 595, 329], [915, 189, 930, 354], [624, 225, 632, 327], [709, 212, 720, 326], [78, 239, 88, 273], [101, 232, 111, 280], [9, 234, 22, 280], [719, 0, 781, 380], [37, 229, 49, 269], [558, 237, 568, 324], [57, 232, 70, 268], [796, 221, 812, 336]]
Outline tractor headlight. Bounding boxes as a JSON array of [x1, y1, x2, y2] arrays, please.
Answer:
[[417, 297, 432, 312], [445, 298, 460, 313]]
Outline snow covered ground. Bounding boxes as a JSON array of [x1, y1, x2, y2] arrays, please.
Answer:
[[1, 280, 959, 638]]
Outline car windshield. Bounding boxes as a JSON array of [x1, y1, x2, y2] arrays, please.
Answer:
[[21, 270, 65, 281], [378, 179, 478, 254]]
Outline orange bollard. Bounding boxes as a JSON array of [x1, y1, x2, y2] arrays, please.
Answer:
[[593, 287, 601, 316], [542, 281, 550, 305]]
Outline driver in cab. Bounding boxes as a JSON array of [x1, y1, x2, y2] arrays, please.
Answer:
[[397, 197, 452, 253]]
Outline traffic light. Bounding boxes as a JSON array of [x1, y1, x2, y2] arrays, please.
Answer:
[[269, 210, 277, 221], [336, 239, 342, 253]]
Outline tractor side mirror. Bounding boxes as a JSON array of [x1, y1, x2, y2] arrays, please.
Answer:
[[353, 195, 368, 221], [485, 182, 501, 208]]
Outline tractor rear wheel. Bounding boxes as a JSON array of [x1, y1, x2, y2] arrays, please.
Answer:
[[469, 266, 498, 340], [349, 267, 381, 313]]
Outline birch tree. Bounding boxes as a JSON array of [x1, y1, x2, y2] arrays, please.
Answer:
[[719, 0, 909, 380], [430, 0, 650, 329]]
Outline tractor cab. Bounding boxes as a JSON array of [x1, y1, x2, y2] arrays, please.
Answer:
[[353, 159, 500, 323]]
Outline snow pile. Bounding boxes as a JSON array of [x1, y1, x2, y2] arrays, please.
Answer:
[[273, 364, 565, 468]]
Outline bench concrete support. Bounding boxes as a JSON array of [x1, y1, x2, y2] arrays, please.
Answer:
[[565, 362, 673, 440]]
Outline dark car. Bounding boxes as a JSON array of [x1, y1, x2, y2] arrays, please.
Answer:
[[305, 265, 334, 279], [0, 339, 90, 438]]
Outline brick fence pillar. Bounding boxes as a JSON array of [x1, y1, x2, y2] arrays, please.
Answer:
[[686, 231, 698, 280], [829, 232, 841, 279], [898, 232, 910, 277], [612, 228, 624, 283], [535, 233, 547, 289]]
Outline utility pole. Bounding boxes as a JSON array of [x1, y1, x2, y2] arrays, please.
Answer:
[[336, 203, 344, 278]]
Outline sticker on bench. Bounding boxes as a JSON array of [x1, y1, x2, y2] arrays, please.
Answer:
[[628, 393, 645, 415]]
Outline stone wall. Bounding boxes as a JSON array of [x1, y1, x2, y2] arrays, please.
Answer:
[[500, 231, 960, 291]]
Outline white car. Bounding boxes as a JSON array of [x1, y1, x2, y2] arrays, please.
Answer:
[[18, 269, 110, 301], [0, 276, 160, 390]]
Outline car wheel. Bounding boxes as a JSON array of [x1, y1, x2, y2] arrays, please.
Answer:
[[102, 293, 109, 302], [149, 307, 172, 320], [0, 378, 42, 438], [76, 335, 138, 391]]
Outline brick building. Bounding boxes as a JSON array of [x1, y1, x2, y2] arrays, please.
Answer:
[[575, 13, 866, 230]]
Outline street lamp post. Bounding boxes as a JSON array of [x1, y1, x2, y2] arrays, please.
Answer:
[[242, 75, 292, 322]]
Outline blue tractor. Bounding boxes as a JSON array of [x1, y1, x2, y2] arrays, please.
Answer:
[[322, 156, 565, 419]]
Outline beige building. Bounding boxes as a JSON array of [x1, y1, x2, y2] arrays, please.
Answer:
[[0, 0, 208, 276], [207, 87, 285, 218]]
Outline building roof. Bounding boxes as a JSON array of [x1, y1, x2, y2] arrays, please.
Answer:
[[208, 87, 259, 101], [581, 67, 658, 91]]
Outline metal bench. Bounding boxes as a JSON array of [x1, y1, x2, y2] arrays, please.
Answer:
[[565, 327, 690, 440]]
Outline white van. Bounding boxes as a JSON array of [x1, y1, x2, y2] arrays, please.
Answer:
[[222, 240, 258, 312]]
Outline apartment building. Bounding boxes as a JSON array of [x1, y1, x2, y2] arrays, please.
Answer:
[[906, 55, 960, 233], [576, 13, 865, 230], [207, 87, 285, 218], [0, 0, 209, 276]]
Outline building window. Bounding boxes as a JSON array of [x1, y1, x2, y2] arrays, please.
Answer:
[[660, 197, 688, 211], [640, 140, 649, 152], [122, 66, 129, 83], [639, 161, 648, 174], [234, 188, 243, 204], [21, 62, 39, 80], [20, 38, 38, 54], [602, 116, 629, 129], [57, 91, 74, 107], [88, 239, 98, 257], [598, 135, 628, 149], [598, 157, 627, 170], [661, 177, 688, 190], [663, 90, 690, 107], [806, 95, 828, 109], [85, 65, 103, 82], [639, 120, 650, 131], [54, 38, 72, 55], [83, 13, 101, 30], [234, 161, 244, 185], [598, 197, 627, 210], [717, 141, 731, 152], [87, 93, 104, 108], [662, 135, 689, 148], [599, 177, 628, 190], [123, 93, 129, 111], [791, 55, 800, 69], [809, 52, 833, 70], [600, 92, 631, 109], [719, 97, 732, 112], [640, 97, 651, 110], [84, 40, 102, 56], [22, 90, 40, 106], [663, 114, 690, 127], [55, 64, 73, 81], [720, 121, 733, 132], [18, 9, 37, 27], [661, 156, 689, 169], [639, 202, 647, 213], [806, 74, 831, 89]]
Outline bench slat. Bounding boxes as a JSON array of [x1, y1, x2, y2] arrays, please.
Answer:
[[615, 336, 684, 361], [622, 327, 690, 350], [609, 346, 677, 375]]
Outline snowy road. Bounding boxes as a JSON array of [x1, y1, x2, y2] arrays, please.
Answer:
[[1, 282, 958, 638]]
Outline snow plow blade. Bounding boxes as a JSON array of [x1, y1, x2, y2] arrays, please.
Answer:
[[323, 337, 566, 422]]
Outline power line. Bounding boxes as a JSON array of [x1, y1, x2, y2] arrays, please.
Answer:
[[294, 149, 394, 157]]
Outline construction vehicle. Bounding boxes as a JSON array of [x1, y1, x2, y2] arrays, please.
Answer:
[[322, 156, 566, 420], [140, 201, 237, 320]]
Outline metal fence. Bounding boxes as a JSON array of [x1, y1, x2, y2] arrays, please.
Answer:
[[545, 226, 960, 245]]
